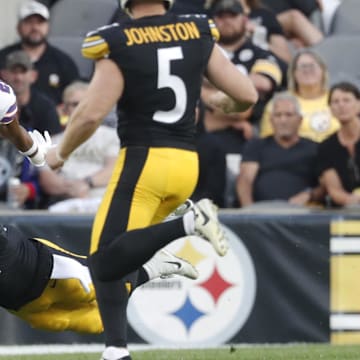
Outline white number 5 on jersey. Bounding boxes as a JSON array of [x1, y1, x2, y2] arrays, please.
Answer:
[[153, 47, 187, 124]]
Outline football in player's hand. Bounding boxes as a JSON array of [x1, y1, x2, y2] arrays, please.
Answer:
[[0, 81, 18, 124]]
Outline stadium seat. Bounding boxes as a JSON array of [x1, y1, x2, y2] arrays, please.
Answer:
[[311, 35, 360, 88], [48, 36, 94, 80], [49, 0, 118, 37], [328, 0, 360, 35]]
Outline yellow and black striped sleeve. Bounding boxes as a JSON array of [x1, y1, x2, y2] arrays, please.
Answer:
[[81, 33, 110, 60], [251, 59, 282, 86], [208, 19, 220, 42]]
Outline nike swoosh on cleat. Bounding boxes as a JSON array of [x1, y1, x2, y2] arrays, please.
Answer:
[[164, 261, 182, 269], [200, 210, 210, 226]]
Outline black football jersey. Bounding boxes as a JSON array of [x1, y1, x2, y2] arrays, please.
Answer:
[[82, 13, 219, 149], [227, 39, 283, 88], [0, 225, 52, 310]]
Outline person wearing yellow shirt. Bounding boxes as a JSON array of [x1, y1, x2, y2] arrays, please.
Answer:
[[260, 49, 339, 142]]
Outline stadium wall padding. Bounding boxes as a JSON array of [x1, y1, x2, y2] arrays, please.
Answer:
[[0, 210, 354, 345]]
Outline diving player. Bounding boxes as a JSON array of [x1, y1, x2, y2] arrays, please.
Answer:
[[0, 223, 198, 334]]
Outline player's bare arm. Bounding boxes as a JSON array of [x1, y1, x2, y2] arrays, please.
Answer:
[[0, 81, 52, 166], [206, 44, 258, 113], [46, 58, 124, 169], [0, 114, 33, 152]]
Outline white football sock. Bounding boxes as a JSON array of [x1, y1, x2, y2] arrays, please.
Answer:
[[183, 211, 195, 235]]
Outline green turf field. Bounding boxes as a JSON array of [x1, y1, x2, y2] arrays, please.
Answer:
[[2, 344, 360, 360]]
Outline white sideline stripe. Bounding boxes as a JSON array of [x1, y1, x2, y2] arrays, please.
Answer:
[[331, 314, 360, 330], [0, 344, 215, 355], [331, 237, 360, 253], [0, 343, 310, 355], [0, 344, 103, 355]]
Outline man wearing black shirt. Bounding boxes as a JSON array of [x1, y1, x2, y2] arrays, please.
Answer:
[[237, 91, 324, 206], [209, 0, 286, 126], [0, 1, 79, 105], [3, 50, 62, 135]]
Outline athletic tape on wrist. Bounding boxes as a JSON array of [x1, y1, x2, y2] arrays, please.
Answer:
[[19, 141, 38, 157]]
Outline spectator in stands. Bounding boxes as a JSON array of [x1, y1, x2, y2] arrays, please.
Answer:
[[260, 49, 340, 142], [198, 0, 280, 206], [200, 78, 255, 134], [318, 82, 360, 207], [261, 0, 323, 47], [0, 137, 40, 209], [170, 0, 207, 14], [195, 93, 253, 207], [192, 130, 227, 207], [238, 0, 292, 63], [0, 139, 41, 209], [0, 50, 62, 209], [211, 0, 286, 94], [209, 0, 286, 128], [237, 91, 324, 207], [203, 84, 261, 209], [2, 50, 62, 135], [38, 81, 119, 212], [0, 1, 79, 105]]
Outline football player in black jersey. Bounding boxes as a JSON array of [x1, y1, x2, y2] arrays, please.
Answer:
[[45, 1, 258, 359], [0, 223, 197, 334]]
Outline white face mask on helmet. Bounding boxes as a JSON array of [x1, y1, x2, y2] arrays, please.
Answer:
[[119, 0, 174, 12]]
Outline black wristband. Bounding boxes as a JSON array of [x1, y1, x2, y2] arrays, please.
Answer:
[[84, 176, 94, 188]]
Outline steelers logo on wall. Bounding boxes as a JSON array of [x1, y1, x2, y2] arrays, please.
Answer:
[[128, 225, 257, 346]]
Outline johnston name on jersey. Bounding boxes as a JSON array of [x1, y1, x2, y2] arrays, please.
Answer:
[[81, 13, 219, 149]]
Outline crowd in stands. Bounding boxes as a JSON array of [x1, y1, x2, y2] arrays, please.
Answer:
[[0, 0, 358, 211], [260, 48, 339, 142], [39, 80, 120, 212], [238, 91, 324, 206]]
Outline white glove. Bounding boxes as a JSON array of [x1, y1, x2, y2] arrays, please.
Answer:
[[20, 130, 53, 167]]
